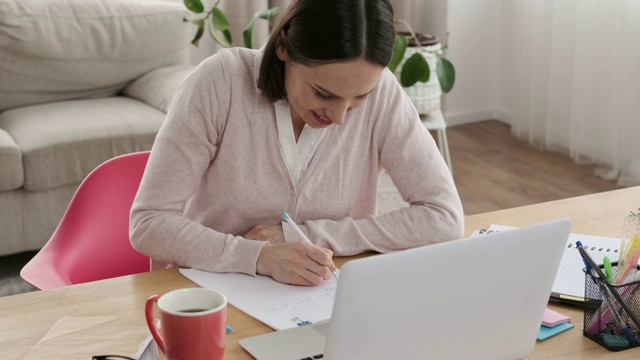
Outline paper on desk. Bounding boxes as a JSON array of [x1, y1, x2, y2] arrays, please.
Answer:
[[180, 268, 339, 330], [541, 308, 571, 328], [23, 315, 153, 360], [137, 335, 160, 360], [537, 322, 574, 341]]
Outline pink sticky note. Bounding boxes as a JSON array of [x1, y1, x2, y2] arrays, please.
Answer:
[[542, 308, 571, 327]]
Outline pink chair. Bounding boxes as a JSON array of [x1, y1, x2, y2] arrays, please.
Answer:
[[21, 151, 151, 290]]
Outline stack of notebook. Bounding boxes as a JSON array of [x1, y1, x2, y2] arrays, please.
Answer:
[[537, 308, 573, 341]]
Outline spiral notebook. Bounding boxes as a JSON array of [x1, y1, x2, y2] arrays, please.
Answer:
[[473, 224, 622, 306]]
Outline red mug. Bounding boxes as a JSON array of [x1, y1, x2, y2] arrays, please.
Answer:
[[145, 288, 227, 360]]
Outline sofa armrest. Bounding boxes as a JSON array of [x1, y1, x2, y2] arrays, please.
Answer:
[[0, 128, 23, 191], [122, 65, 195, 113]]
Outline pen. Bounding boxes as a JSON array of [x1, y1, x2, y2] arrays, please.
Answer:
[[603, 256, 613, 283], [576, 241, 595, 283], [616, 233, 640, 284], [282, 212, 339, 280], [616, 247, 640, 285]]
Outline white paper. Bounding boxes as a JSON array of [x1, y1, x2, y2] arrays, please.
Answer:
[[136, 335, 159, 360], [179, 268, 339, 330]]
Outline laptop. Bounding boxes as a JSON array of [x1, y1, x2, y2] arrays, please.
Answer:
[[239, 219, 572, 360]]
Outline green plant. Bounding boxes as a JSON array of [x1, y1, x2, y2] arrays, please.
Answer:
[[388, 21, 455, 93], [183, 0, 281, 49]]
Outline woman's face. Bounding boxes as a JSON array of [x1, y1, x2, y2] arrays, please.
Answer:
[[276, 45, 384, 130]]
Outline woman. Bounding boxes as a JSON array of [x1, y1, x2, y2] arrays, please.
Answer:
[[130, 0, 464, 286]]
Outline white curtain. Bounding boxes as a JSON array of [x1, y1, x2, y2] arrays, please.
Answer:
[[501, 0, 640, 186]]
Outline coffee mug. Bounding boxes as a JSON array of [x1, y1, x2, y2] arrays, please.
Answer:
[[145, 287, 227, 360]]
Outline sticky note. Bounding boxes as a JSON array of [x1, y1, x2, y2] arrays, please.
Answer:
[[537, 322, 574, 341], [541, 308, 571, 327]]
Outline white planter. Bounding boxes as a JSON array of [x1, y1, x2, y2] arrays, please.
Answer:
[[394, 41, 442, 115]]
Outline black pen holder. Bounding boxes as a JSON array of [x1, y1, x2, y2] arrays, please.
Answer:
[[583, 263, 640, 351]]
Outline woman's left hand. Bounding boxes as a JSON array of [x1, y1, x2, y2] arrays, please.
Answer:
[[243, 224, 285, 244]]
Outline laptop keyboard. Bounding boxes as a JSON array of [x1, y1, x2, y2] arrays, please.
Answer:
[[298, 355, 324, 360]]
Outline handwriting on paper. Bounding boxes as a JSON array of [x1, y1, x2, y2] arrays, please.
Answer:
[[180, 268, 340, 330]]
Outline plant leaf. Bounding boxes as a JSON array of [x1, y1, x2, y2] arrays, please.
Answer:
[[211, 7, 230, 31], [388, 35, 408, 73], [436, 55, 455, 93], [243, 7, 282, 49], [190, 18, 205, 46], [256, 6, 282, 20], [223, 29, 232, 45], [243, 18, 258, 48], [400, 53, 429, 87], [208, 7, 231, 47], [183, 0, 204, 14], [208, 26, 232, 48]]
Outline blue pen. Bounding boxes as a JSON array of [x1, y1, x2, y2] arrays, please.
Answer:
[[226, 325, 233, 333], [576, 241, 595, 281]]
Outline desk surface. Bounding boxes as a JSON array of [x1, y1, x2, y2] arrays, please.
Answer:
[[2, 187, 640, 359]]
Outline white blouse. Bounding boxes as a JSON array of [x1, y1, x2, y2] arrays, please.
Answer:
[[274, 100, 327, 184]]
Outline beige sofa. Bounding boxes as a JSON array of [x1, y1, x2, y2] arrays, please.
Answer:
[[0, 0, 195, 256]]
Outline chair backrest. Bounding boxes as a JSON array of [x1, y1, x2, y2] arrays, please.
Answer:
[[21, 151, 151, 290]]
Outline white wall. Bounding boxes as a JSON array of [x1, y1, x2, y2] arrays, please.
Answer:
[[444, 0, 503, 126], [391, 0, 448, 41]]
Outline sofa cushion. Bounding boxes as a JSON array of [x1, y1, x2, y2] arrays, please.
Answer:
[[0, 97, 165, 191], [123, 65, 195, 113], [0, 0, 192, 112], [0, 128, 22, 191]]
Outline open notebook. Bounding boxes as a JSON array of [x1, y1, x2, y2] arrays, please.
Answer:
[[473, 224, 622, 305]]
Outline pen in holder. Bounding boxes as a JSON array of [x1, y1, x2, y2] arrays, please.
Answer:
[[583, 262, 640, 351], [617, 213, 640, 285]]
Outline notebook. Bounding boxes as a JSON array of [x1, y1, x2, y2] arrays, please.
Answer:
[[475, 224, 622, 305], [239, 219, 571, 360]]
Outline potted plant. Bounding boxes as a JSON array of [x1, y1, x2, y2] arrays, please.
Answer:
[[388, 21, 455, 115], [182, 0, 281, 49]]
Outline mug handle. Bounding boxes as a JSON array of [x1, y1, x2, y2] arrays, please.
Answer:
[[145, 294, 166, 354]]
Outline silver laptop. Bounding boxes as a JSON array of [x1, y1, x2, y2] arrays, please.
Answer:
[[240, 219, 571, 360]]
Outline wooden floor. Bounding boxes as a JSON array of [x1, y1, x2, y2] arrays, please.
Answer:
[[446, 120, 621, 215]]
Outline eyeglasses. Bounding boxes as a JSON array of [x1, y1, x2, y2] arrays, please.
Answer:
[[92, 355, 136, 360]]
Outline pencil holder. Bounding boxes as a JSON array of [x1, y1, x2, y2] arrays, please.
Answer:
[[583, 263, 640, 351]]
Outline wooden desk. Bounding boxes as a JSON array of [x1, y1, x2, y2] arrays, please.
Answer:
[[2, 187, 640, 359]]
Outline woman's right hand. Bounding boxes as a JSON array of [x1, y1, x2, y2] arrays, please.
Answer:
[[256, 242, 336, 286]]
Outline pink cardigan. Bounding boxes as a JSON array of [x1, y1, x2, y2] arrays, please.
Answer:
[[130, 47, 464, 275]]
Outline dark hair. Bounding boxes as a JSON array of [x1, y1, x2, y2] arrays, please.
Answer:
[[257, 0, 395, 102]]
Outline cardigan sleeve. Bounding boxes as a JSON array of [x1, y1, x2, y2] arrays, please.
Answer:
[[129, 52, 267, 275]]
